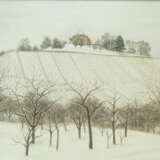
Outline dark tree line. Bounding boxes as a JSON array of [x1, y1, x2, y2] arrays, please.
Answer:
[[0, 75, 159, 156], [17, 33, 151, 57], [97, 33, 125, 52], [18, 37, 66, 51], [0, 90, 160, 156], [126, 40, 151, 56]]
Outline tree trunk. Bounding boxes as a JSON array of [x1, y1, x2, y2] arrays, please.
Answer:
[[40, 118, 44, 130], [8, 111, 12, 121], [106, 132, 110, 149], [54, 113, 59, 151], [86, 107, 93, 149], [25, 145, 29, 156], [124, 121, 128, 137], [120, 136, 123, 145], [112, 104, 116, 145], [21, 120, 24, 129], [31, 127, 35, 144], [49, 131, 53, 147], [134, 108, 137, 128], [56, 127, 59, 151], [112, 120, 116, 145], [78, 126, 82, 139]]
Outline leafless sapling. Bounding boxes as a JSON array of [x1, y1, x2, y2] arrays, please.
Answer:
[[106, 93, 121, 145]]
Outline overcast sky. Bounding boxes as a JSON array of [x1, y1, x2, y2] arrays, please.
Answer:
[[0, 1, 160, 56]]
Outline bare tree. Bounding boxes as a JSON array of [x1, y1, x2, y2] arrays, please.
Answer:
[[118, 130, 125, 145], [1, 97, 17, 121], [106, 130, 112, 149], [119, 104, 130, 137], [53, 112, 60, 151], [23, 128, 33, 156], [138, 102, 160, 133], [70, 86, 105, 149], [131, 99, 139, 129], [107, 94, 120, 145], [68, 102, 86, 139], [0, 71, 8, 120], [14, 80, 57, 144], [14, 127, 32, 156], [124, 106, 130, 137], [92, 106, 107, 136], [47, 111, 55, 147], [51, 106, 63, 151], [60, 107, 68, 133]]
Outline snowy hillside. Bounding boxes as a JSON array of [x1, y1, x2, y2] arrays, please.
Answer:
[[0, 122, 160, 160], [0, 50, 160, 103], [0, 50, 160, 160]]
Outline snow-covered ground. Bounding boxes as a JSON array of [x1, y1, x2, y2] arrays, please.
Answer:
[[49, 45, 121, 56], [0, 122, 160, 160], [0, 50, 160, 104]]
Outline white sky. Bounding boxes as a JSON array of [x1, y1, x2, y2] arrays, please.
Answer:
[[0, 1, 160, 56]]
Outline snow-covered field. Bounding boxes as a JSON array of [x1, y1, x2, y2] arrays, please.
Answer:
[[0, 50, 160, 103], [0, 50, 160, 104], [0, 122, 160, 160]]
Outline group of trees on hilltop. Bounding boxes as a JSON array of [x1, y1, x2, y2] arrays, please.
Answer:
[[18, 38, 32, 51], [95, 33, 125, 52], [70, 33, 151, 57], [40, 37, 66, 49], [17, 33, 151, 56], [70, 34, 91, 47], [69, 33, 125, 53], [95, 33, 151, 56], [126, 40, 151, 56], [18, 37, 66, 51]]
